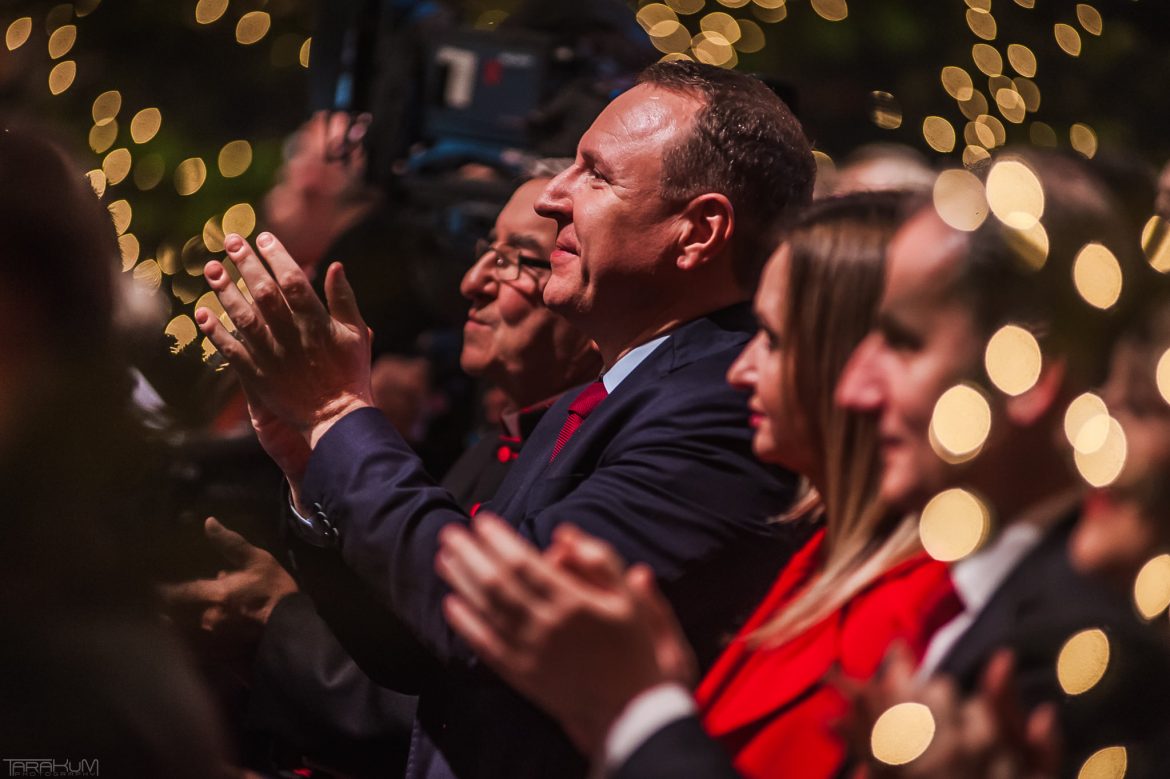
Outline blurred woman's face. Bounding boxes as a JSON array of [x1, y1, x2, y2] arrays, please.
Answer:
[[727, 247, 815, 474], [1072, 336, 1170, 580]]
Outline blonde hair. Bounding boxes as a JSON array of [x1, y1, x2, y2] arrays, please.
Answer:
[[751, 191, 924, 647]]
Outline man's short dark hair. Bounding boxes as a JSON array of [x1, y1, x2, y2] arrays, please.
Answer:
[[637, 61, 815, 290]]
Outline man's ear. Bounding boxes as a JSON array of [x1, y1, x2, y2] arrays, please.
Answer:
[[1003, 355, 1067, 427], [677, 193, 734, 271]]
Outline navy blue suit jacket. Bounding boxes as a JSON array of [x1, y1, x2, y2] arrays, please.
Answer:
[[295, 303, 804, 778]]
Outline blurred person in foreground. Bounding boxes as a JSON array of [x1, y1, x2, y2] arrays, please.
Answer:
[[831, 149, 1170, 778], [194, 60, 814, 778], [0, 121, 229, 775], [164, 169, 599, 776], [435, 191, 968, 779]]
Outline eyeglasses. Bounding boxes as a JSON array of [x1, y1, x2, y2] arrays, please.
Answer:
[[474, 239, 552, 282]]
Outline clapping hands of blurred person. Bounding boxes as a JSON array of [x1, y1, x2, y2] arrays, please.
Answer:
[[832, 646, 1060, 779], [436, 513, 697, 754], [160, 517, 297, 640], [195, 231, 374, 496], [263, 111, 377, 274]]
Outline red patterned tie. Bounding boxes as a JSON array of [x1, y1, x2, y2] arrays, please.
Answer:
[[548, 380, 608, 462]]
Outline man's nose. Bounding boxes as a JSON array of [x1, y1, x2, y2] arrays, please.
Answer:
[[534, 167, 572, 219], [836, 336, 885, 412], [460, 252, 496, 301]]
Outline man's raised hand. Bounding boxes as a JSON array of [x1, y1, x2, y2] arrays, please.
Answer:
[[195, 231, 374, 456]]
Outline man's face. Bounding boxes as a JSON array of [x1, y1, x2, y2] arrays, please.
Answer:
[[534, 84, 701, 327], [461, 179, 587, 396], [836, 209, 984, 511]]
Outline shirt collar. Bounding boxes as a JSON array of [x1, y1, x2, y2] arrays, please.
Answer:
[[601, 335, 671, 394], [948, 488, 1081, 612], [500, 396, 560, 441]]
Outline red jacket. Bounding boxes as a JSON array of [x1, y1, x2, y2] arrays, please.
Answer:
[[695, 529, 960, 778]]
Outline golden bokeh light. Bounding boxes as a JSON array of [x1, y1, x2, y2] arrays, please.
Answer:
[[1013, 77, 1041, 112], [922, 116, 956, 153], [986, 158, 1044, 229], [134, 153, 165, 191], [810, 0, 848, 22], [218, 140, 254, 178], [85, 169, 107, 198], [966, 120, 995, 149], [812, 151, 836, 187], [958, 89, 989, 122], [119, 233, 140, 271], [132, 259, 162, 292], [1057, 628, 1110, 695], [203, 216, 225, 253], [995, 88, 1026, 124], [48, 60, 77, 95], [965, 0, 990, 10], [932, 168, 989, 232], [1055, 23, 1083, 57], [195, 0, 228, 25], [102, 148, 132, 185], [108, 198, 132, 235], [172, 274, 202, 304], [971, 43, 1002, 76], [6, 17, 32, 50], [1015, 0, 1035, 6], [636, 3, 677, 30], [869, 91, 902, 130], [1073, 242, 1122, 310], [223, 203, 257, 238], [941, 66, 974, 101], [1003, 220, 1050, 271], [692, 31, 737, 68], [658, 52, 693, 63], [47, 23, 76, 59], [734, 19, 766, 53], [1074, 415, 1127, 487], [701, 12, 742, 44], [158, 244, 179, 276], [962, 144, 991, 168], [1076, 3, 1103, 36], [196, 290, 226, 320], [1133, 554, 1170, 621], [1065, 393, 1109, 449], [175, 157, 208, 196], [753, 3, 787, 23], [648, 20, 691, 54], [46, 4, 74, 32], [130, 108, 162, 144], [985, 324, 1042, 396], [182, 235, 207, 276], [919, 488, 990, 562], [236, 11, 271, 45], [1077, 746, 1127, 779], [930, 383, 992, 463], [201, 337, 220, 365], [717, 0, 751, 7], [1006, 43, 1037, 77], [667, 0, 706, 13], [976, 113, 1007, 147], [165, 315, 199, 354], [88, 120, 118, 154], [1157, 349, 1170, 406], [1142, 216, 1170, 273], [1070, 123, 1098, 159], [870, 703, 935, 766], [965, 8, 996, 41], [1030, 121, 1058, 147], [76, 0, 101, 17], [299, 37, 312, 68], [92, 90, 122, 125]]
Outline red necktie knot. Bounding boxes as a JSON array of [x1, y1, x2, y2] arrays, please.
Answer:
[[549, 380, 608, 462]]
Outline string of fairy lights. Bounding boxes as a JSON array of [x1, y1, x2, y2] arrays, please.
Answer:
[[5, 1, 1170, 774]]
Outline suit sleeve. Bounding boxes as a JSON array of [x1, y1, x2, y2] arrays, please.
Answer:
[[610, 716, 741, 779], [301, 365, 795, 685]]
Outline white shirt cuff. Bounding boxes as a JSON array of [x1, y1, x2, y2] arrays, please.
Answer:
[[601, 682, 697, 776]]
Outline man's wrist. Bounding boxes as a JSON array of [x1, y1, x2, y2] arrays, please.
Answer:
[[306, 396, 372, 449], [599, 682, 697, 775]]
